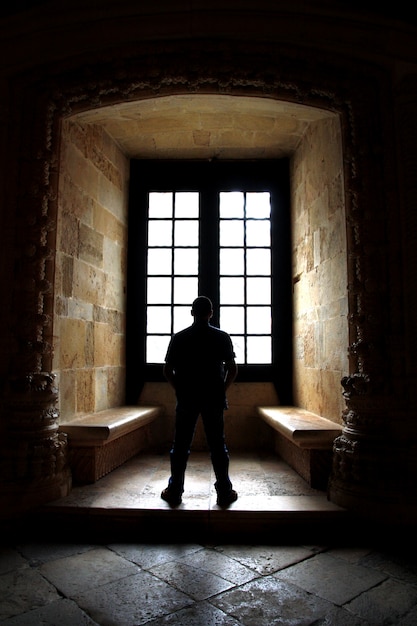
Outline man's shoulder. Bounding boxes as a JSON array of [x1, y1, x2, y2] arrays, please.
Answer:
[[172, 323, 231, 342], [171, 325, 194, 341], [208, 324, 231, 339]]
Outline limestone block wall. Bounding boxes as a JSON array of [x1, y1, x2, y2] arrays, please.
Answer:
[[291, 116, 348, 422], [53, 121, 129, 419], [52, 105, 348, 432]]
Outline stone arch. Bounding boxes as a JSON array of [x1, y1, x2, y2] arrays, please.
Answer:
[[4, 41, 392, 514]]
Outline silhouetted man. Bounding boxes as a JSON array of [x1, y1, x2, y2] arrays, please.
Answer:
[[161, 296, 238, 507]]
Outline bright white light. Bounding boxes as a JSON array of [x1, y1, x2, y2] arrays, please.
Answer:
[[246, 192, 270, 218], [220, 306, 245, 334], [147, 306, 171, 333], [220, 277, 245, 304], [148, 220, 172, 246], [247, 307, 271, 334], [247, 336, 272, 363], [220, 192, 244, 218], [173, 277, 198, 303], [175, 192, 199, 217], [174, 220, 199, 246], [147, 249, 172, 275], [220, 248, 244, 275], [149, 192, 173, 218], [146, 335, 171, 363], [246, 220, 270, 246], [246, 248, 271, 275], [173, 306, 192, 332], [174, 248, 198, 275], [147, 277, 172, 303], [220, 220, 244, 246], [247, 277, 271, 304]]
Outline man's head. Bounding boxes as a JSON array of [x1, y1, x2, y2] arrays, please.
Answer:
[[191, 296, 213, 320]]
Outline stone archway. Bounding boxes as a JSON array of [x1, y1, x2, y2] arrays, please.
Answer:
[[2, 41, 397, 518], [56, 94, 347, 446]]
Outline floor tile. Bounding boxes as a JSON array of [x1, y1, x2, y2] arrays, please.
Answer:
[[149, 560, 235, 601], [72, 569, 193, 625], [146, 599, 241, 626], [109, 543, 202, 569], [345, 577, 417, 624], [275, 552, 388, 605], [15, 543, 94, 567], [39, 547, 140, 597], [0, 598, 98, 626], [0, 548, 27, 575], [178, 547, 258, 585], [210, 575, 335, 626], [0, 568, 60, 621], [213, 544, 317, 575]]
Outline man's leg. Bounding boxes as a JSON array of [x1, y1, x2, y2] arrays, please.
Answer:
[[201, 406, 238, 506], [162, 403, 199, 504]]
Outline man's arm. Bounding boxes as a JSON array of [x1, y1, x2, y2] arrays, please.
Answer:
[[163, 363, 176, 389], [224, 358, 238, 390]]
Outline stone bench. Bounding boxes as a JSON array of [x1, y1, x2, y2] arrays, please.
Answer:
[[257, 406, 343, 490], [59, 406, 161, 484]]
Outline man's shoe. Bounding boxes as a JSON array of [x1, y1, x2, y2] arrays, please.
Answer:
[[216, 489, 238, 507], [161, 487, 182, 506]]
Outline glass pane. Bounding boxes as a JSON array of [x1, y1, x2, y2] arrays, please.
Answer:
[[247, 306, 271, 334], [220, 248, 244, 275], [146, 335, 171, 363], [147, 248, 172, 275], [175, 192, 199, 217], [220, 277, 245, 304], [146, 306, 171, 333], [246, 220, 271, 246], [148, 220, 173, 246], [220, 306, 245, 334], [174, 248, 198, 275], [220, 220, 244, 246], [173, 305, 192, 332], [149, 192, 173, 218], [220, 191, 244, 218], [246, 248, 271, 275], [247, 336, 272, 364], [246, 192, 271, 218], [147, 277, 172, 303], [174, 220, 199, 246], [173, 277, 198, 304], [247, 277, 271, 304], [230, 335, 245, 364]]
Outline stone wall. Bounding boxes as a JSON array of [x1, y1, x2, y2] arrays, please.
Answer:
[[53, 121, 129, 419], [291, 116, 348, 422], [53, 106, 347, 435], [52, 102, 348, 429]]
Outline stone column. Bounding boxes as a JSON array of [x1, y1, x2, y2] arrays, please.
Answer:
[[328, 72, 417, 523], [0, 85, 71, 516]]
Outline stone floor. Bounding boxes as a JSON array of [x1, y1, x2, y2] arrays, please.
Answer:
[[1, 452, 417, 624]]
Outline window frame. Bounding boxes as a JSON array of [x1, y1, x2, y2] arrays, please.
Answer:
[[126, 159, 293, 403]]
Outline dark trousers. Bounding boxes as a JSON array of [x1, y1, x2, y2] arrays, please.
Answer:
[[168, 400, 232, 494]]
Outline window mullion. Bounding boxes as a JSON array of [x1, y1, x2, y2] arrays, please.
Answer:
[[170, 194, 175, 336], [243, 192, 248, 364], [199, 188, 220, 323]]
